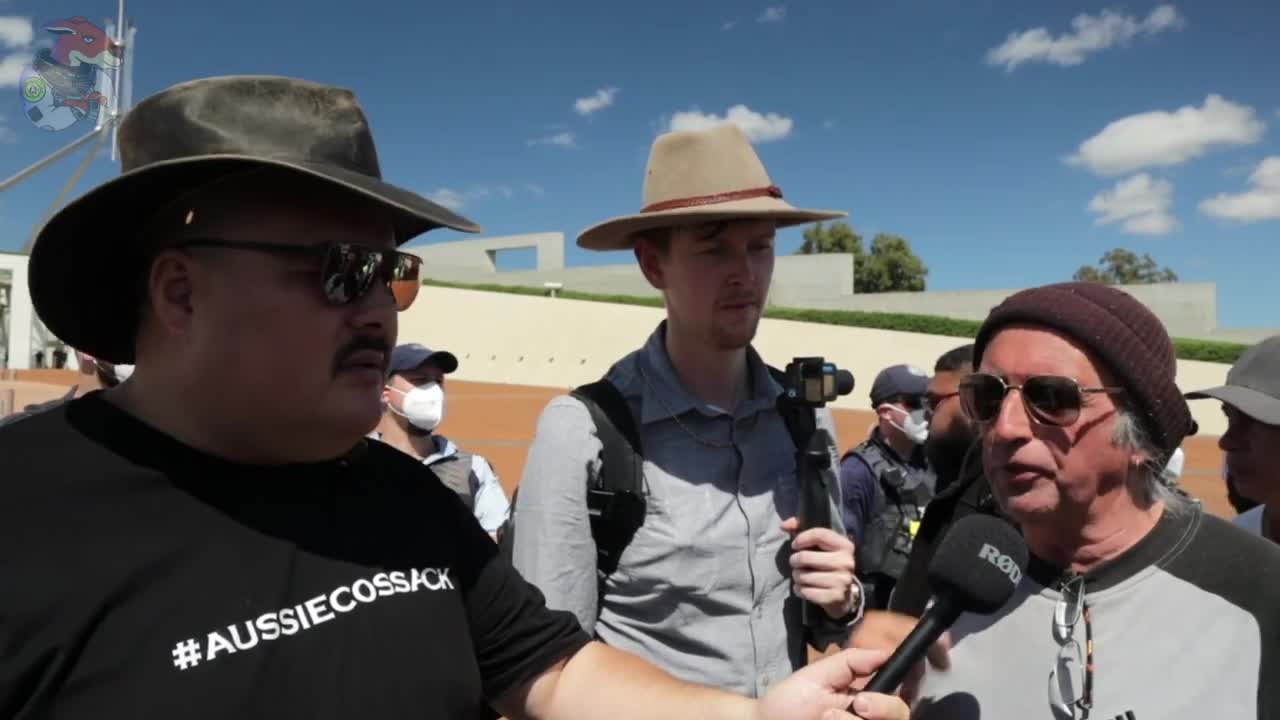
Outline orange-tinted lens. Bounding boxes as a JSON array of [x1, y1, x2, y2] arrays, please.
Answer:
[[321, 245, 421, 310], [389, 254, 420, 311]]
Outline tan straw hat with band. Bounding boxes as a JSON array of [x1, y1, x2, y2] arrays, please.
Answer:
[[576, 122, 847, 251]]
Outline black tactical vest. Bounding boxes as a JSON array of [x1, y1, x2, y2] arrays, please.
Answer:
[[848, 437, 936, 607], [427, 451, 476, 513]]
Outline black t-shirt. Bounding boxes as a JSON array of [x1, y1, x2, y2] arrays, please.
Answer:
[[0, 392, 591, 719]]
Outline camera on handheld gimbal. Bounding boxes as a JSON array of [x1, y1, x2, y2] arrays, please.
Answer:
[[782, 356, 855, 407], [782, 357, 857, 626]]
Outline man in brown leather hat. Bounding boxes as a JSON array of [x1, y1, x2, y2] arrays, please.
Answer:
[[0, 75, 907, 720]]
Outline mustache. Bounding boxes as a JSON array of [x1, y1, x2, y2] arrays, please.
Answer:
[[332, 334, 392, 374]]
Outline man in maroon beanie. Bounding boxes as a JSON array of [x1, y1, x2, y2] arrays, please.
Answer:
[[910, 281, 1280, 720]]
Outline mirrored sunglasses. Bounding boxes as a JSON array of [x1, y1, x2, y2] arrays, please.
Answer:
[[172, 238, 421, 311]]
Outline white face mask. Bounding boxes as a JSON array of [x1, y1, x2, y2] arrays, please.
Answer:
[[884, 404, 929, 445], [388, 382, 445, 432], [111, 363, 135, 383]]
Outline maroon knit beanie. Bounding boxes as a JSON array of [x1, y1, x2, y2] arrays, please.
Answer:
[[972, 281, 1194, 460]]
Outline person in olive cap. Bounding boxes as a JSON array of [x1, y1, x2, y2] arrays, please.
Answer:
[[1186, 334, 1280, 543], [910, 281, 1280, 720]]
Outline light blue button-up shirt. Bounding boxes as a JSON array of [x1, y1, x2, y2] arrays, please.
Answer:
[[511, 321, 855, 697]]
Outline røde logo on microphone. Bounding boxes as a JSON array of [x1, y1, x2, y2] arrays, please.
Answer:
[[978, 543, 1022, 585]]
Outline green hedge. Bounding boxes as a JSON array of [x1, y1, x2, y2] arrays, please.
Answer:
[[421, 279, 1248, 364]]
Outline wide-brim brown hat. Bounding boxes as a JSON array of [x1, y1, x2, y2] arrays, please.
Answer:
[[27, 74, 482, 364], [576, 122, 847, 251]]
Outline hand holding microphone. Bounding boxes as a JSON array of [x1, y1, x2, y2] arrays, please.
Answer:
[[859, 514, 1028, 696]]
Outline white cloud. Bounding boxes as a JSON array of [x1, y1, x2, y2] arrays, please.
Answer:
[[667, 104, 794, 143], [527, 131, 577, 148], [986, 4, 1185, 71], [1087, 173, 1179, 235], [758, 6, 786, 23], [1199, 156, 1280, 223], [525, 183, 545, 196], [0, 15, 31, 88], [721, 19, 738, 31], [1065, 94, 1265, 176], [574, 87, 618, 116], [0, 52, 26, 87], [0, 15, 33, 48], [425, 188, 466, 210], [424, 184, 537, 210]]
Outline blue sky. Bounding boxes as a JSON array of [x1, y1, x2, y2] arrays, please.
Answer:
[[1, 0, 1276, 328]]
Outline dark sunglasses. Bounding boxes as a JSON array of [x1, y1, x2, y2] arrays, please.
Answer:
[[173, 238, 422, 311], [923, 391, 959, 416], [959, 373, 1124, 427]]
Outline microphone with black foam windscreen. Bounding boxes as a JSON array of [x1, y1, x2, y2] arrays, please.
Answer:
[[862, 513, 1028, 694]]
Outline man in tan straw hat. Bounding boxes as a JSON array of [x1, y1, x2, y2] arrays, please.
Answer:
[[0, 77, 909, 720], [508, 122, 867, 697]]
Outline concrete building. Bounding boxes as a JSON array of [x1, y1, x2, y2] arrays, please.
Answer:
[[0, 251, 44, 372], [406, 232, 1273, 344]]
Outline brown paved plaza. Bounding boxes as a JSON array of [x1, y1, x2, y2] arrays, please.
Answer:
[[441, 379, 1234, 520]]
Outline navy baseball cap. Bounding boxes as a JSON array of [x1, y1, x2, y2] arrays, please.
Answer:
[[870, 364, 929, 406], [387, 343, 459, 377]]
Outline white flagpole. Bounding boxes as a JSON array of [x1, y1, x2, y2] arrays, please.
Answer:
[[0, 0, 138, 368]]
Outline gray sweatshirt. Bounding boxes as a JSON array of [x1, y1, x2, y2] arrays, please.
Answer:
[[912, 504, 1280, 719]]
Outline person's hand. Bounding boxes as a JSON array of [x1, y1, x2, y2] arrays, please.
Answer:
[[848, 610, 951, 703], [781, 517, 858, 619], [754, 648, 910, 720]]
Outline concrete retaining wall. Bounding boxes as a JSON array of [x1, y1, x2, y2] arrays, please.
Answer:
[[398, 285, 1233, 436], [408, 233, 1239, 341]]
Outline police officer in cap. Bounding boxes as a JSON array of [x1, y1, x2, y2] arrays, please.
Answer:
[[838, 363, 937, 610], [374, 343, 511, 540]]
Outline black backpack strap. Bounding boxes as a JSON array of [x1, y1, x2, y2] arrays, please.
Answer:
[[495, 379, 645, 580], [569, 379, 646, 578], [572, 380, 643, 494]]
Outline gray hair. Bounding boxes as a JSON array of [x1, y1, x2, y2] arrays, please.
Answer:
[[1111, 408, 1194, 515]]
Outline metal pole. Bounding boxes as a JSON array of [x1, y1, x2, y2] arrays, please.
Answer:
[[19, 123, 112, 253], [0, 126, 110, 193], [113, 22, 136, 162], [112, 0, 125, 157]]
